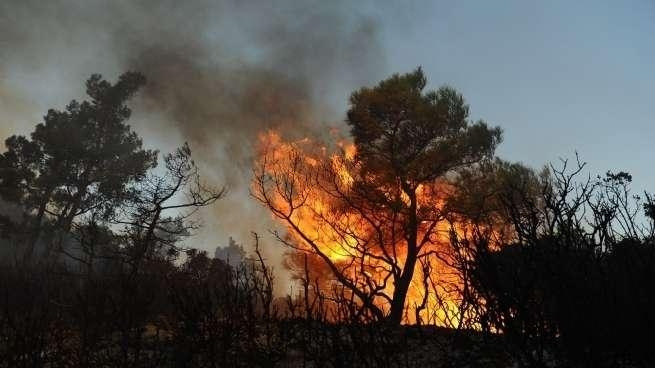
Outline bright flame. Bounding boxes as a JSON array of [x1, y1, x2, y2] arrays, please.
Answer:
[[255, 130, 484, 325]]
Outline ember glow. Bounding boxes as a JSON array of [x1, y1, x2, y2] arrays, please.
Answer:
[[254, 130, 480, 325]]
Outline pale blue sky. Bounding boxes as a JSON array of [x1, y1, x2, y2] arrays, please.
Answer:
[[373, 0, 655, 192]]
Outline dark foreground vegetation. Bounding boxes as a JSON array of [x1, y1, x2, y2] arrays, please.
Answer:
[[1, 71, 655, 367]]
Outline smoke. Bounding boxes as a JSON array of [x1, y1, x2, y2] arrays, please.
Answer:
[[0, 0, 387, 276]]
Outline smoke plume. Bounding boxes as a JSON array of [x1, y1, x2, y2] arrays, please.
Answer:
[[0, 0, 387, 274]]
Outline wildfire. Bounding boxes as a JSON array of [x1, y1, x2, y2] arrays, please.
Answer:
[[254, 130, 478, 325]]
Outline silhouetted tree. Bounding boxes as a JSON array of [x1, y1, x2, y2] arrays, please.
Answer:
[[254, 68, 502, 324], [0, 73, 226, 367], [463, 157, 655, 367], [0, 72, 157, 260]]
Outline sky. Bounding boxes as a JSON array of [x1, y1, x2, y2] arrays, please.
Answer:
[[376, 1, 655, 191], [1, 0, 654, 256]]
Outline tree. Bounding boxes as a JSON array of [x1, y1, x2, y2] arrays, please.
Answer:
[[0, 71, 229, 367], [461, 158, 655, 366], [254, 68, 502, 324], [0, 72, 157, 260]]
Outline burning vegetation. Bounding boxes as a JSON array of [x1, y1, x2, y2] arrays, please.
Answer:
[[253, 68, 502, 326], [254, 130, 465, 325], [2, 69, 655, 367]]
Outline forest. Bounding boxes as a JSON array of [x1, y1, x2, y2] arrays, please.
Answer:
[[1, 69, 655, 368]]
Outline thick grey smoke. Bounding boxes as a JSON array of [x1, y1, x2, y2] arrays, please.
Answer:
[[0, 0, 387, 274]]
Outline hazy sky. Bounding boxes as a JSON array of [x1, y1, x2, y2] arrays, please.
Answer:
[[1, 0, 654, 254]]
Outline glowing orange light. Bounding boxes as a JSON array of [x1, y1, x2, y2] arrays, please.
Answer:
[[255, 130, 484, 325]]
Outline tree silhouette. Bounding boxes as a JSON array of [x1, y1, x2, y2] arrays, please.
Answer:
[[460, 158, 655, 366], [0, 72, 157, 260], [254, 68, 502, 324]]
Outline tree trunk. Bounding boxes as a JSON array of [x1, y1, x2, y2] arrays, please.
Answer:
[[388, 187, 419, 324], [389, 250, 417, 324]]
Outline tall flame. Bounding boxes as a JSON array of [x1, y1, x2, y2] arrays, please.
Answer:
[[255, 130, 479, 325]]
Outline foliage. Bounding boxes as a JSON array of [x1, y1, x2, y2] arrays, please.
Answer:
[[254, 68, 502, 324], [460, 158, 655, 367], [0, 72, 157, 260]]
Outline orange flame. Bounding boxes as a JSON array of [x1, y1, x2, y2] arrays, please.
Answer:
[[255, 130, 481, 325]]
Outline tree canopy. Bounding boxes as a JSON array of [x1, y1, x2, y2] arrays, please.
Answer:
[[348, 67, 501, 187], [0, 72, 157, 258], [255, 68, 502, 324]]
